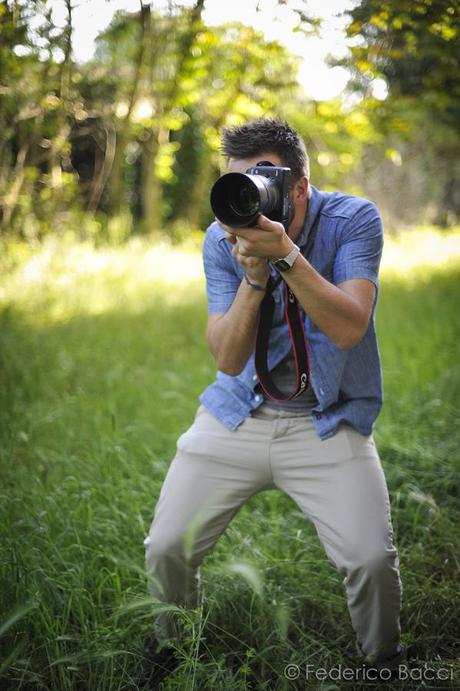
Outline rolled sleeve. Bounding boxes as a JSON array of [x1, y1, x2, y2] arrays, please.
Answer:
[[203, 225, 241, 313], [333, 201, 383, 288]]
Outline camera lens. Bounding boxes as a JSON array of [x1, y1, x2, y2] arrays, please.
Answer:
[[228, 181, 260, 218], [210, 165, 291, 229], [210, 173, 261, 227], [210, 172, 279, 228]]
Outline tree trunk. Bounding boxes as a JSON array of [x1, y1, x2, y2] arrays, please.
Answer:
[[184, 153, 214, 228], [142, 131, 162, 232], [107, 131, 127, 213], [1, 142, 29, 229], [139, 0, 206, 230], [107, 3, 150, 214], [88, 125, 116, 214]]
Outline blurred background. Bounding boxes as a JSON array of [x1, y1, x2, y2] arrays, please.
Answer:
[[1, 0, 459, 243], [1, 2, 460, 689]]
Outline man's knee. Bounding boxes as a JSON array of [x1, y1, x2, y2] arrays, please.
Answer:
[[345, 545, 400, 582], [145, 520, 208, 571], [145, 528, 186, 567]]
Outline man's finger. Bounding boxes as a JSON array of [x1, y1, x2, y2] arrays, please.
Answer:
[[254, 214, 281, 232], [231, 228, 261, 241]]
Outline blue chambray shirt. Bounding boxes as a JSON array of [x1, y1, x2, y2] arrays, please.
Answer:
[[199, 185, 384, 440]]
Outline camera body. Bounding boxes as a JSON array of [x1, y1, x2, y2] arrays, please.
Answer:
[[210, 162, 292, 230]]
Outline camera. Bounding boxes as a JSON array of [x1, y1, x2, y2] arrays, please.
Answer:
[[210, 162, 292, 230]]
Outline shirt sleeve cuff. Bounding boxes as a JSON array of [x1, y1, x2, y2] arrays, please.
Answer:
[[333, 262, 379, 287], [207, 301, 233, 314]]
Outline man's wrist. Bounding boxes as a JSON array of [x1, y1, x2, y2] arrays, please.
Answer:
[[269, 235, 302, 273], [243, 273, 268, 291], [270, 234, 295, 262]]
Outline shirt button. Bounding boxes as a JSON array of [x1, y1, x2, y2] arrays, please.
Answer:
[[255, 395, 261, 403], [319, 388, 324, 395], [253, 375, 258, 381]]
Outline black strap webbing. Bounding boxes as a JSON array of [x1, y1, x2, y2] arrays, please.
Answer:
[[255, 281, 309, 400], [254, 200, 324, 401]]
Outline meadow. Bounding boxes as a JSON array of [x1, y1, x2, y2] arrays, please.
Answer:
[[1, 229, 459, 690]]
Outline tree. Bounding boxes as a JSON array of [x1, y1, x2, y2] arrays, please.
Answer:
[[339, 0, 460, 225], [94, 10, 301, 231], [0, 0, 84, 236], [169, 22, 301, 228], [344, 0, 460, 125]]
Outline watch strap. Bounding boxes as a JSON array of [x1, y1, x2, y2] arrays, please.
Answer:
[[272, 244, 300, 272]]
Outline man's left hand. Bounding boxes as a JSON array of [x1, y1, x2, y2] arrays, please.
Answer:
[[221, 214, 293, 260]]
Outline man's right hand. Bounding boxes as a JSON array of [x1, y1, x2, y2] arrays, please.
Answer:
[[206, 230, 270, 376], [225, 231, 270, 289]]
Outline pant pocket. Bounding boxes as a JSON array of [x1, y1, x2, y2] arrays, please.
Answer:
[[342, 424, 378, 461], [320, 423, 355, 461]]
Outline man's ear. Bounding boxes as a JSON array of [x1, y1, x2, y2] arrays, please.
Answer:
[[293, 176, 309, 202]]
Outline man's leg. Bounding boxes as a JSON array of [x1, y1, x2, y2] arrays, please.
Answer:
[[144, 405, 273, 644], [271, 414, 402, 663]]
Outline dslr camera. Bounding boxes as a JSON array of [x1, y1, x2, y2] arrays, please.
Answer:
[[210, 161, 292, 230]]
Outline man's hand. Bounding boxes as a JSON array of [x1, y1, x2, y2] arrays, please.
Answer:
[[220, 214, 293, 288], [226, 232, 270, 288], [218, 213, 376, 351], [222, 214, 292, 259]]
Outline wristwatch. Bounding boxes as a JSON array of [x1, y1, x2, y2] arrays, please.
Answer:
[[271, 244, 301, 272]]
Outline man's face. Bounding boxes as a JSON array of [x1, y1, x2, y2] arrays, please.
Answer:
[[226, 152, 309, 237]]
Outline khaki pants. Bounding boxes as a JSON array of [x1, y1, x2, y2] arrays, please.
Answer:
[[144, 404, 402, 662]]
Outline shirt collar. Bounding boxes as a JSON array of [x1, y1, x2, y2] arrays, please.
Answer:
[[296, 184, 323, 250]]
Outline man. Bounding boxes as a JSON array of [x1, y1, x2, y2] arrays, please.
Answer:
[[143, 118, 403, 683]]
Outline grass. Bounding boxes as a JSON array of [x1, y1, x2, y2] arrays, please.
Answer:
[[1, 229, 459, 690]]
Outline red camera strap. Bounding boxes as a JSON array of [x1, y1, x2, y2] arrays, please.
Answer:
[[255, 280, 309, 401], [254, 198, 324, 402]]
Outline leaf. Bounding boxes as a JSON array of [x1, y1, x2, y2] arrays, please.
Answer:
[[0, 598, 39, 638], [225, 561, 264, 596]]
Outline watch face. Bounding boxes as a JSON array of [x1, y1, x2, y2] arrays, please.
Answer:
[[274, 259, 290, 272]]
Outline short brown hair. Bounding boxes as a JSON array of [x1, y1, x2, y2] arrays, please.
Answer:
[[221, 118, 310, 180]]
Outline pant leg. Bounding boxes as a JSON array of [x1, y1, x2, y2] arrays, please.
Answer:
[[271, 416, 402, 662], [144, 405, 273, 643]]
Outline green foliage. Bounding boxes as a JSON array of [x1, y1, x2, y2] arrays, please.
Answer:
[[1, 0, 458, 237], [338, 0, 460, 227], [0, 234, 459, 689], [344, 0, 460, 124]]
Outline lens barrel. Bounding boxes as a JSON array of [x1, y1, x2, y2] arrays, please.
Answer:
[[210, 173, 279, 227]]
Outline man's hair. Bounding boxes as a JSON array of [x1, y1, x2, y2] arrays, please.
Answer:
[[221, 118, 310, 180]]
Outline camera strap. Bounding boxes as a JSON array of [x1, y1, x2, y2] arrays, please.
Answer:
[[254, 198, 324, 402], [255, 280, 309, 401]]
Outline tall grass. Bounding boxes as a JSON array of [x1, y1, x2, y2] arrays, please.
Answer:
[[1, 231, 459, 690]]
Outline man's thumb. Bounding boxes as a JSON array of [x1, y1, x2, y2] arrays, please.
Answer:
[[254, 214, 272, 230]]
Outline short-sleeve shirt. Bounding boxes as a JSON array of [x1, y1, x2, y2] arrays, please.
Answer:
[[200, 184, 384, 439]]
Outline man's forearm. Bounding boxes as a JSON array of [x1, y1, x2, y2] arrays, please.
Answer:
[[223, 215, 375, 351], [207, 280, 265, 375], [281, 253, 373, 349]]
